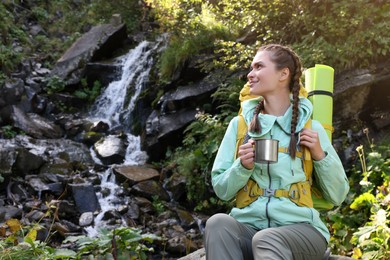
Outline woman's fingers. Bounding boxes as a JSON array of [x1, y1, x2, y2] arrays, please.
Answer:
[[299, 128, 325, 160], [239, 140, 255, 169]]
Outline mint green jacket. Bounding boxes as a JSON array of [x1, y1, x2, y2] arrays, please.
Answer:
[[211, 97, 350, 242]]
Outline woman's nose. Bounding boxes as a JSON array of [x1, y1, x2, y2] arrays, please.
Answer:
[[247, 69, 254, 80]]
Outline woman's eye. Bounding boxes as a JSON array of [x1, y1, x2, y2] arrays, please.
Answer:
[[253, 64, 262, 70]]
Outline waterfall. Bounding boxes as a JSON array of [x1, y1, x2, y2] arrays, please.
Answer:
[[89, 38, 164, 165], [85, 38, 165, 236], [91, 41, 151, 129]]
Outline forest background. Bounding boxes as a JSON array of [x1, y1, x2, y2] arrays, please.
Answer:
[[0, 0, 389, 259]]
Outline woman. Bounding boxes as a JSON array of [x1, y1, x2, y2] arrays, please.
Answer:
[[204, 44, 349, 260]]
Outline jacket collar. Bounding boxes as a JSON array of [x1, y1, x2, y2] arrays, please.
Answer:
[[242, 96, 313, 135]]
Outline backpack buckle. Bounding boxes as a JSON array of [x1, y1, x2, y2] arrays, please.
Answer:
[[263, 188, 275, 197]]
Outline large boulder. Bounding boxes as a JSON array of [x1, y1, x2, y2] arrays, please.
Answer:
[[144, 74, 223, 161], [50, 19, 127, 85], [333, 60, 390, 138], [177, 248, 354, 260], [10, 106, 63, 139]]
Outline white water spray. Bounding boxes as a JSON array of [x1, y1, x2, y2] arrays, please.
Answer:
[[86, 38, 166, 235]]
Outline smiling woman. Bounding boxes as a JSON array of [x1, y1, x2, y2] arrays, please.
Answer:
[[204, 44, 349, 260]]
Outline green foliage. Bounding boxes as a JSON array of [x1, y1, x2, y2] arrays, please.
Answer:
[[169, 112, 230, 212], [74, 79, 102, 103], [150, 0, 390, 82], [1, 125, 18, 139], [152, 195, 166, 215], [0, 220, 160, 260], [64, 228, 160, 259], [0, 43, 23, 76], [326, 140, 390, 259], [0, 0, 143, 82], [291, 0, 390, 70], [45, 76, 66, 95], [148, 1, 234, 81]]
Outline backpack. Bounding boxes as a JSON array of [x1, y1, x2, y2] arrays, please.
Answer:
[[235, 64, 335, 211]]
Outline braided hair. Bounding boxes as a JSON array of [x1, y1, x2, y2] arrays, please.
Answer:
[[248, 44, 303, 159]]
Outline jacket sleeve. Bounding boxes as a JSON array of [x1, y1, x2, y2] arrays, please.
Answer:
[[312, 120, 350, 206], [211, 116, 253, 201]]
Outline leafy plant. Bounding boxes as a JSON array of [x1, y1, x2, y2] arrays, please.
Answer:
[[0, 218, 160, 260], [1, 125, 18, 139], [349, 143, 390, 259], [73, 79, 102, 103], [168, 111, 230, 212], [326, 134, 390, 259], [64, 227, 160, 259], [45, 76, 66, 95], [152, 195, 166, 215]]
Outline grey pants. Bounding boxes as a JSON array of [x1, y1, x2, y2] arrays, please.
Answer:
[[204, 213, 327, 260]]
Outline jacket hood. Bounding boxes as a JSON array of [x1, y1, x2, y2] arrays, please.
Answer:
[[241, 96, 313, 135]]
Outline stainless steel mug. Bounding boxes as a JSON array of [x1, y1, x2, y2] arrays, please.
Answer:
[[254, 139, 279, 163]]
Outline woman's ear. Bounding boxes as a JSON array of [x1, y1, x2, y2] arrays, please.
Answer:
[[279, 68, 290, 81]]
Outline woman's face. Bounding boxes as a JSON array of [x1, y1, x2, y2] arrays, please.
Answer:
[[247, 51, 287, 96]]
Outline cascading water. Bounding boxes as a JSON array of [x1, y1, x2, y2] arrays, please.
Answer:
[[89, 38, 165, 164], [86, 38, 166, 236], [91, 41, 151, 130]]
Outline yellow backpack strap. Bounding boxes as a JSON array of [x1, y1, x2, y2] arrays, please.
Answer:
[[321, 123, 334, 134], [302, 119, 313, 181], [235, 115, 247, 159]]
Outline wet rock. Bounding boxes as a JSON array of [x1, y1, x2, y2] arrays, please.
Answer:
[[94, 134, 127, 165], [0, 207, 6, 222], [50, 22, 127, 85], [50, 93, 86, 110], [53, 222, 69, 237], [101, 210, 122, 223], [56, 200, 79, 220], [25, 210, 45, 222], [10, 106, 63, 139], [114, 165, 160, 184], [145, 109, 197, 161], [79, 212, 94, 227], [2, 205, 23, 220], [0, 145, 19, 178], [47, 182, 65, 196], [70, 183, 100, 213], [176, 208, 196, 228], [26, 177, 50, 193], [85, 62, 121, 89], [7, 181, 29, 203], [134, 196, 154, 214], [90, 121, 110, 133], [125, 200, 140, 220], [166, 172, 187, 201], [0, 78, 25, 108], [39, 164, 73, 179], [13, 136, 93, 164], [14, 148, 45, 175], [23, 200, 43, 211], [166, 234, 198, 256], [132, 180, 170, 201], [82, 131, 105, 146]]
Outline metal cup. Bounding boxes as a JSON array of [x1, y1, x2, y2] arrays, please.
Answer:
[[254, 138, 279, 164]]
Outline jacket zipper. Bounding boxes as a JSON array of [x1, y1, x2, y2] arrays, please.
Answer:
[[265, 161, 271, 227]]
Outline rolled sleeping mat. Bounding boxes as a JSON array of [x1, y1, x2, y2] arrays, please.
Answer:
[[304, 64, 334, 141]]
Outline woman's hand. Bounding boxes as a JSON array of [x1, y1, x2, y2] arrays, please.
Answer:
[[299, 128, 326, 161], [238, 139, 255, 169]]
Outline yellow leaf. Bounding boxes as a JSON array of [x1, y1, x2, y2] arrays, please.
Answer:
[[352, 247, 362, 259], [6, 219, 22, 233], [26, 229, 37, 241]]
